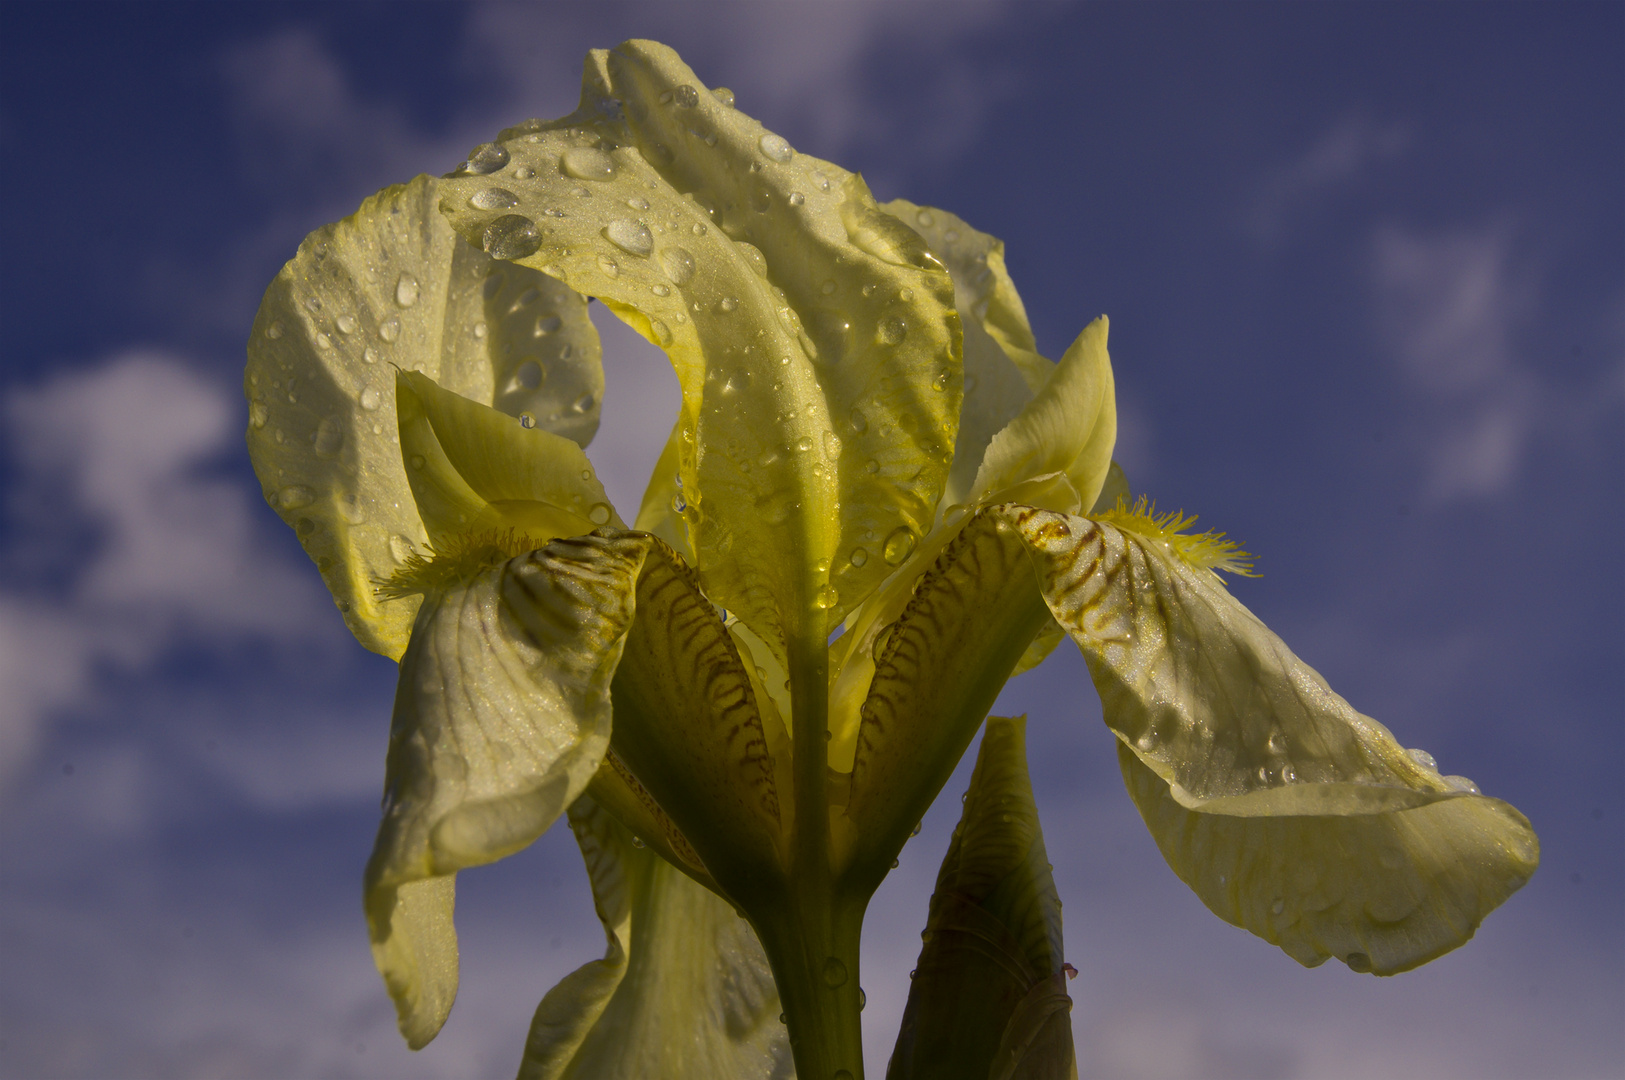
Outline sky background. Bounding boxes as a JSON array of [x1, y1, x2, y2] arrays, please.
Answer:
[[1, 2, 1621, 1078]]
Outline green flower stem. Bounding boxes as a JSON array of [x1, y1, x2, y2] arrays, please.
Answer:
[[753, 630, 866, 1080]]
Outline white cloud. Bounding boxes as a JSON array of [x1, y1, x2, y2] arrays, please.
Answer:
[[0, 353, 331, 789], [1370, 223, 1540, 500], [1247, 115, 1408, 243]]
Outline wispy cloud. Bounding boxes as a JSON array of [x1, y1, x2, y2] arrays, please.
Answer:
[[1246, 114, 1408, 244], [0, 353, 332, 789], [1370, 222, 1540, 500]]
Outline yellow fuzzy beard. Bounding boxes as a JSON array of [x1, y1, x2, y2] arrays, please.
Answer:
[[377, 528, 543, 599], [1096, 495, 1257, 578]]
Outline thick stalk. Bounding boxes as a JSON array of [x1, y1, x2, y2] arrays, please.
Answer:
[[755, 630, 866, 1080]]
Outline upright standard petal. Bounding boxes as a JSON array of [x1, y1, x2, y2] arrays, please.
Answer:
[[519, 798, 793, 1080], [1002, 506, 1539, 974], [366, 531, 652, 1047], [246, 174, 602, 657], [436, 39, 962, 647], [888, 717, 1075, 1080]]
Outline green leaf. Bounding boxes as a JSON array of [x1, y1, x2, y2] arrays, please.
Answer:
[[365, 531, 651, 1047], [246, 174, 602, 658], [1005, 505, 1540, 974], [887, 716, 1075, 1080], [519, 797, 793, 1080], [435, 39, 963, 647]]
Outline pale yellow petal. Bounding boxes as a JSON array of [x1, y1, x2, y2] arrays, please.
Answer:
[[365, 532, 651, 1047], [436, 40, 962, 645], [882, 201, 1040, 512], [395, 370, 618, 545], [520, 797, 793, 1080], [970, 318, 1115, 512], [1003, 506, 1539, 974], [888, 717, 1074, 1080], [630, 419, 693, 561], [246, 175, 601, 658]]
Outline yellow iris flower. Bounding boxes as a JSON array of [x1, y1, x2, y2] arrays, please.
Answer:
[[244, 40, 1537, 1080]]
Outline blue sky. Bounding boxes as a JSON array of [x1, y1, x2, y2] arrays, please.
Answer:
[[1, 3, 1620, 1078]]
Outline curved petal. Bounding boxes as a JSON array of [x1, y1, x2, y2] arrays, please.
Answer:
[[246, 174, 602, 657], [436, 39, 962, 644], [395, 370, 620, 546], [881, 200, 1040, 513], [519, 797, 793, 1080], [888, 716, 1074, 1080], [970, 317, 1116, 513], [842, 511, 1052, 886], [366, 531, 652, 1047], [608, 539, 787, 904], [1002, 506, 1539, 973]]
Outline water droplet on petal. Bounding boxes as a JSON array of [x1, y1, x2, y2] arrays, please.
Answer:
[[483, 215, 543, 259], [915, 209, 935, 227], [821, 957, 848, 987], [379, 316, 401, 342], [603, 219, 653, 257], [1345, 952, 1372, 973], [588, 503, 612, 526], [883, 526, 917, 565], [650, 319, 673, 346], [788, 192, 805, 207], [1272, 898, 1285, 915], [932, 370, 950, 391], [795, 436, 814, 452], [409, 454, 426, 470], [849, 547, 868, 567], [534, 315, 561, 336], [359, 387, 381, 411], [560, 146, 617, 181], [717, 296, 740, 313], [395, 273, 420, 308], [278, 485, 315, 510], [362, 347, 378, 364], [758, 133, 794, 162], [877, 315, 908, 346], [571, 392, 595, 414], [249, 402, 269, 429], [265, 320, 284, 340], [464, 143, 510, 175], [672, 84, 700, 108], [659, 246, 696, 285], [470, 187, 520, 210], [1407, 748, 1437, 771], [335, 314, 358, 334], [1444, 775, 1480, 795]]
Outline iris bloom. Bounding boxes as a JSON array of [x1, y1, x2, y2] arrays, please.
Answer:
[[245, 40, 1538, 1080]]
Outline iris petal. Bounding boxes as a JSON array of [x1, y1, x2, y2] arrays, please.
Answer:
[[519, 798, 793, 1079], [246, 174, 602, 657], [365, 531, 651, 1046], [436, 39, 962, 644], [1005, 506, 1539, 973]]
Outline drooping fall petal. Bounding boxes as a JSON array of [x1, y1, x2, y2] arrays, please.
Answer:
[[436, 39, 963, 649], [887, 716, 1075, 1080], [1003, 505, 1539, 974], [246, 174, 603, 657], [366, 531, 651, 1046], [518, 798, 793, 1080]]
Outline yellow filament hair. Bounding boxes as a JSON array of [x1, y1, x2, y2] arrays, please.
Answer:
[[1096, 495, 1257, 578], [378, 528, 542, 599]]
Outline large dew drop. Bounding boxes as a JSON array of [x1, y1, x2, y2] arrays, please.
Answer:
[[395, 273, 420, 308], [463, 143, 510, 175], [603, 219, 654, 257], [470, 187, 520, 210], [821, 956, 848, 987], [561, 146, 617, 181], [483, 215, 543, 259], [758, 133, 794, 163], [659, 246, 697, 285], [883, 526, 917, 566]]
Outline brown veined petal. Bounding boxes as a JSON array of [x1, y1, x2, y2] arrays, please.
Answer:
[[519, 797, 793, 1080], [246, 174, 602, 658], [888, 716, 1075, 1080], [437, 39, 962, 647], [841, 510, 1053, 888], [365, 531, 651, 1048], [1002, 505, 1539, 974], [608, 539, 788, 906]]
